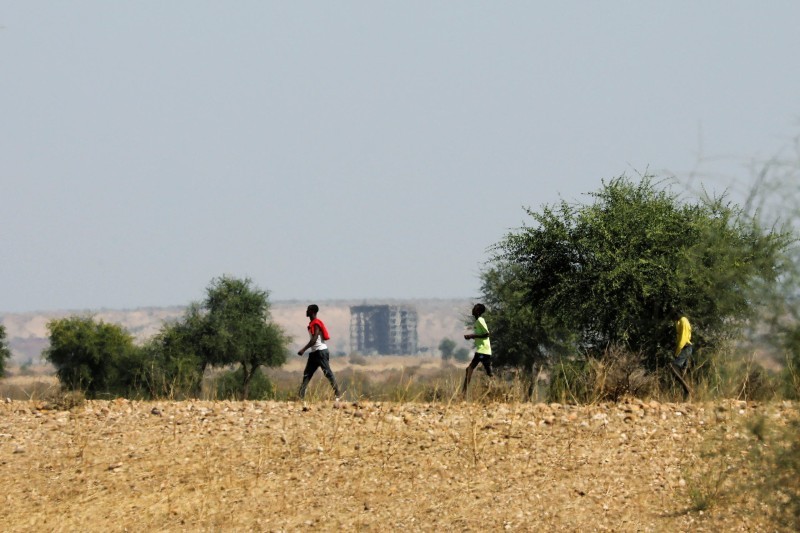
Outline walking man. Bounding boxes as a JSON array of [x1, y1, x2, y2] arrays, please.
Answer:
[[297, 304, 341, 400], [671, 308, 693, 372], [463, 303, 493, 396]]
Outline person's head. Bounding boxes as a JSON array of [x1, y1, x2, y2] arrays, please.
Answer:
[[670, 308, 683, 320], [472, 303, 486, 318], [306, 304, 319, 318]]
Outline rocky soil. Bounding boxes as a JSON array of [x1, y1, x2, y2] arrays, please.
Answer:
[[0, 399, 796, 531]]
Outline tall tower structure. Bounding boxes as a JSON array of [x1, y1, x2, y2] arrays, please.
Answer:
[[350, 305, 418, 355]]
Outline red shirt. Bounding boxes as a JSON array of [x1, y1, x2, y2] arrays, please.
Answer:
[[308, 318, 330, 340]]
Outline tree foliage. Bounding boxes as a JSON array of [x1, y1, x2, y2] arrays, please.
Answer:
[[480, 261, 573, 374], [143, 276, 289, 399], [483, 175, 793, 373], [140, 303, 211, 399], [44, 276, 289, 400], [453, 347, 471, 362], [438, 338, 456, 361], [201, 276, 288, 399], [44, 316, 141, 398], [0, 324, 12, 378]]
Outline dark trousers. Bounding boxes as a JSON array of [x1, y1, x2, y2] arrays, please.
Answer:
[[468, 352, 494, 377], [673, 345, 693, 371], [298, 349, 340, 399]]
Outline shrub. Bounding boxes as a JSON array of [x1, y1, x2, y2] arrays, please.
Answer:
[[348, 353, 368, 366], [44, 316, 141, 398], [454, 348, 471, 362], [215, 367, 275, 400], [682, 346, 781, 402], [336, 368, 375, 400], [548, 345, 655, 403]]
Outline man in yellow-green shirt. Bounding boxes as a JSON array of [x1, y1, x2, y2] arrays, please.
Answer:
[[463, 303, 493, 396], [671, 309, 693, 372]]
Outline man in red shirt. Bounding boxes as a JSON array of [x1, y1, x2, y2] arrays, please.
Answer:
[[297, 304, 341, 401]]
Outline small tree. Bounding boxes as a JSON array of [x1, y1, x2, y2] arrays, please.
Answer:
[[454, 347, 471, 362], [140, 303, 210, 399], [44, 316, 140, 398], [0, 324, 12, 378], [438, 338, 456, 361], [140, 276, 289, 400], [201, 276, 288, 399]]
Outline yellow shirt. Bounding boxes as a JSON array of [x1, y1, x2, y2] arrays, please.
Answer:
[[474, 317, 491, 355], [675, 316, 692, 356]]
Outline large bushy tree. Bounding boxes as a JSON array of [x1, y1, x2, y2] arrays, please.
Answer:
[[483, 175, 792, 374], [44, 316, 141, 397]]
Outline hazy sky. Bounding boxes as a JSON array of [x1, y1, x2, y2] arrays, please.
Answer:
[[2, 2, 799, 313]]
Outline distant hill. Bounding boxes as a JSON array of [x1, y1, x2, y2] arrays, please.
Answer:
[[1, 299, 475, 364]]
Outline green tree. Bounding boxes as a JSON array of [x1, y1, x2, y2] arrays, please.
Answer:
[[44, 316, 141, 398], [200, 276, 288, 399], [140, 303, 211, 399], [0, 324, 12, 378], [140, 276, 289, 400], [483, 175, 792, 374], [438, 338, 456, 361], [454, 347, 471, 362], [480, 262, 574, 378]]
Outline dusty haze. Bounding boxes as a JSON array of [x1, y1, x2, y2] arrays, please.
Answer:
[[1, 299, 474, 364]]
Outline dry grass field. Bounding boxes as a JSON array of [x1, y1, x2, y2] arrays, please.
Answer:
[[0, 394, 797, 532]]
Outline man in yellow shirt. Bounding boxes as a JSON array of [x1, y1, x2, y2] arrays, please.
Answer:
[[463, 303, 493, 396], [671, 309, 693, 372]]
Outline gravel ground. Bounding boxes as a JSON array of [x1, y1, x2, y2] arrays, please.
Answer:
[[0, 398, 796, 532]]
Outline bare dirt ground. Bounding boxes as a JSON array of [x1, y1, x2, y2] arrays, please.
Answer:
[[1, 397, 796, 532]]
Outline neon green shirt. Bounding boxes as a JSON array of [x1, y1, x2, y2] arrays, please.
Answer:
[[474, 316, 491, 355]]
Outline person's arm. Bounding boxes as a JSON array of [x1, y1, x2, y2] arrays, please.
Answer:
[[465, 319, 490, 340], [298, 325, 321, 356]]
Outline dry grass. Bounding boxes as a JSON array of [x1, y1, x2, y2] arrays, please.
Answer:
[[267, 356, 464, 402], [0, 397, 796, 531], [2, 357, 796, 530], [0, 375, 60, 401]]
